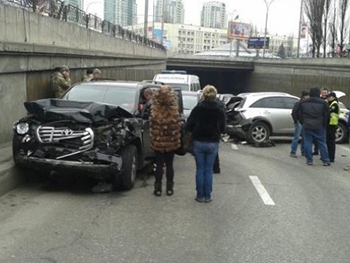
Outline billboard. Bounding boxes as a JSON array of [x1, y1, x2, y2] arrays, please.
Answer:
[[248, 37, 270, 49], [300, 23, 307, 39], [152, 29, 171, 50], [227, 22, 252, 40]]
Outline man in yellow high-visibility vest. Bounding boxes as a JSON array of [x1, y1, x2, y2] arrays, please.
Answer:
[[327, 92, 340, 163]]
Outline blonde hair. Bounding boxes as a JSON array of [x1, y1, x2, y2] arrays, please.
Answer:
[[202, 85, 217, 101]]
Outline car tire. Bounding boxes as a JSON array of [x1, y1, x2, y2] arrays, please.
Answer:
[[335, 122, 348, 144], [12, 136, 48, 183], [114, 144, 138, 191], [247, 121, 271, 144]]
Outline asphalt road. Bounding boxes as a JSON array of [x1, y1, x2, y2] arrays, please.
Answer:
[[1, 139, 350, 263]]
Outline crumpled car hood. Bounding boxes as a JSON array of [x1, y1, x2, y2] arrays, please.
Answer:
[[24, 99, 133, 123]]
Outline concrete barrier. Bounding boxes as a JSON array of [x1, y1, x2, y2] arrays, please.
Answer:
[[0, 141, 25, 197]]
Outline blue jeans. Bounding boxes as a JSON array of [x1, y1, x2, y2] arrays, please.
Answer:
[[193, 140, 219, 200], [303, 128, 329, 163], [290, 122, 304, 154]]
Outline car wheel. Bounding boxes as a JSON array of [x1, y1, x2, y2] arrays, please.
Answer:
[[114, 144, 138, 191], [335, 122, 348, 144], [247, 121, 271, 144], [12, 136, 48, 182]]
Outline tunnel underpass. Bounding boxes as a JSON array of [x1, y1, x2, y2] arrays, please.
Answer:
[[166, 65, 253, 95]]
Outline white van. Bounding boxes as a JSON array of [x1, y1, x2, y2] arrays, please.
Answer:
[[153, 70, 201, 92]]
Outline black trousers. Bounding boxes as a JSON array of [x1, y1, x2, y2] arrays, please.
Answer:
[[327, 125, 336, 161], [154, 151, 175, 183]]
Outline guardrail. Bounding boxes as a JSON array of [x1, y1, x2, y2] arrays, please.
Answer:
[[1, 0, 166, 51]]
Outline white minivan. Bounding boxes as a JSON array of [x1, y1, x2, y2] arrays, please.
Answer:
[[153, 70, 201, 92]]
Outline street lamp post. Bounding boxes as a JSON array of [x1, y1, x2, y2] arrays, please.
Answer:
[[144, 0, 149, 38], [296, 0, 304, 58], [263, 0, 276, 58]]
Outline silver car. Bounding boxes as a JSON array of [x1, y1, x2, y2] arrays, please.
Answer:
[[182, 91, 201, 120], [232, 92, 299, 143], [226, 91, 349, 144]]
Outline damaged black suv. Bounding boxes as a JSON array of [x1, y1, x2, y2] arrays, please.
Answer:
[[13, 80, 183, 191]]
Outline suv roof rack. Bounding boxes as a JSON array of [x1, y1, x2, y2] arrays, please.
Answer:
[[160, 70, 187, 74]]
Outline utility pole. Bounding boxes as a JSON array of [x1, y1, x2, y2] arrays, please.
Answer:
[[161, 0, 165, 45], [263, 0, 275, 58], [296, 0, 303, 58], [144, 0, 149, 38]]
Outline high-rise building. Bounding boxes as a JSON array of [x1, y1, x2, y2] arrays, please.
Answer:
[[201, 1, 227, 29], [66, 0, 83, 9], [104, 0, 137, 27], [155, 0, 184, 24]]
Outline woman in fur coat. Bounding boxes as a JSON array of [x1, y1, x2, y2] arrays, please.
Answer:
[[149, 86, 181, 196]]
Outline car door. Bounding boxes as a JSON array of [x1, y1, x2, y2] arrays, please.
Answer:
[[250, 96, 295, 134]]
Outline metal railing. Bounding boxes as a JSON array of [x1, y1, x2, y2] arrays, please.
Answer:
[[1, 0, 166, 51]]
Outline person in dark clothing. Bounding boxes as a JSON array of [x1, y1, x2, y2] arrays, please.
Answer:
[[298, 87, 330, 166], [186, 85, 226, 203], [313, 87, 329, 155], [290, 90, 310, 157], [326, 92, 340, 162]]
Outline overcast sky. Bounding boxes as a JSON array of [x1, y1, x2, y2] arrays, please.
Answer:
[[86, 0, 302, 36]]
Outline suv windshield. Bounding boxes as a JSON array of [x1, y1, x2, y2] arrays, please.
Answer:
[[165, 83, 189, 91], [62, 84, 137, 110]]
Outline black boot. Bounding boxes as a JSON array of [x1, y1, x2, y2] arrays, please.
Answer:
[[166, 181, 174, 196], [154, 182, 162, 196]]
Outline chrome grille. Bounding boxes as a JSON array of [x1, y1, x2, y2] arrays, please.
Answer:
[[36, 126, 94, 159]]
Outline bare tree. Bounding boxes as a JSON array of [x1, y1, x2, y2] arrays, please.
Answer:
[[338, 0, 350, 56], [323, 0, 332, 57], [304, 0, 325, 57], [328, 0, 337, 57]]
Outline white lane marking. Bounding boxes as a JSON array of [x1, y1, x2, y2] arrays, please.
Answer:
[[231, 144, 238, 150], [249, 176, 275, 206]]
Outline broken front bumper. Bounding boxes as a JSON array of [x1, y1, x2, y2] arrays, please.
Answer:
[[15, 152, 122, 180]]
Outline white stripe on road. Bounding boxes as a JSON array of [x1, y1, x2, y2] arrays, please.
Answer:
[[249, 176, 275, 206], [231, 143, 238, 150]]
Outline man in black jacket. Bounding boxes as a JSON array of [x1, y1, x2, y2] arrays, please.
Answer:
[[298, 87, 330, 166], [290, 90, 309, 157]]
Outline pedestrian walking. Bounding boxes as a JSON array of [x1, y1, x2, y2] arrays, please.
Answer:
[[185, 85, 226, 203], [290, 90, 309, 158], [326, 92, 340, 163], [298, 87, 330, 166], [51, 65, 71, 98], [149, 86, 181, 196]]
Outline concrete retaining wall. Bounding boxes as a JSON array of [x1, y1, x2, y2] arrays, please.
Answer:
[[249, 58, 350, 105]]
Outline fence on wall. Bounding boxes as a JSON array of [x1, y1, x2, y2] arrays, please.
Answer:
[[1, 0, 166, 51]]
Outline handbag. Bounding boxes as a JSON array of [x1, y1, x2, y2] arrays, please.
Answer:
[[176, 125, 193, 156]]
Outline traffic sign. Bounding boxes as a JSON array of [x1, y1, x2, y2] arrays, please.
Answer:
[[248, 37, 270, 49]]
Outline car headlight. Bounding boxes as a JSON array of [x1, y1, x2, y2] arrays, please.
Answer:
[[15, 123, 29, 135]]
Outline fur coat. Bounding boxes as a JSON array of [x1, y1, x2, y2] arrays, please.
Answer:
[[149, 86, 181, 152]]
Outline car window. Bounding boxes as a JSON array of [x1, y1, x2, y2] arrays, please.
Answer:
[[63, 84, 137, 109], [283, 97, 299, 109], [183, 94, 198, 110], [251, 97, 285, 108]]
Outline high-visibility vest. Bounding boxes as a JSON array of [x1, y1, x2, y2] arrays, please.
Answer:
[[329, 100, 340, 125]]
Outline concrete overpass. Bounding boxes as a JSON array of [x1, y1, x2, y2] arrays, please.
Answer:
[[167, 55, 350, 103]]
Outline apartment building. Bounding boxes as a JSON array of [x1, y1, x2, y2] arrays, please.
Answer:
[[128, 22, 229, 55], [104, 0, 137, 27], [200, 1, 227, 29], [155, 0, 185, 24]]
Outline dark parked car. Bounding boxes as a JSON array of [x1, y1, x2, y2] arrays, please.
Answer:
[[12, 80, 184, 191]]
